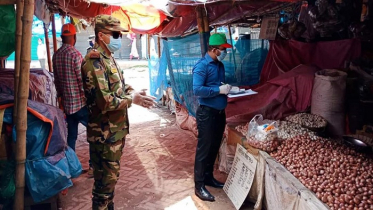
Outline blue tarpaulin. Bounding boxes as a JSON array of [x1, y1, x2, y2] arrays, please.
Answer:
[[0, 93, 81, 203]]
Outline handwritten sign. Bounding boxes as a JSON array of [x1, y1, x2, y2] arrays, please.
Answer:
[[223, 144, 257, 210], [259, 17, 279, 40]]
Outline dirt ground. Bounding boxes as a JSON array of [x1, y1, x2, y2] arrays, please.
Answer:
[[59, 61, 254, 210]]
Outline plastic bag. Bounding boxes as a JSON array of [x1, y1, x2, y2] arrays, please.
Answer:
[[246, 114, 280, 152]]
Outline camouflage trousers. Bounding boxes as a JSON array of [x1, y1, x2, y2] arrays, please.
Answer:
[[90, 138, 125, 210]]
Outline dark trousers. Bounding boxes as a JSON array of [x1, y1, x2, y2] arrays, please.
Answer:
[[66, 106, 92, 167], [194, 105, 226, 184], [66, 106, 89, 150]]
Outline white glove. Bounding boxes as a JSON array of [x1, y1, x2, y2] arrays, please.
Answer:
[[132, 92, 157, 108], [219, 84, 232, 95]]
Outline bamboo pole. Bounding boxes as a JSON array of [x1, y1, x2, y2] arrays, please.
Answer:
[[196, 6, 208, 57], [14, 0, 34, 209], [0, 0, 15, 5], [44, 23, 52, 72], [13, 0, 24, 130], [202, 8, 210, 56], [51, 14, 58, 52]]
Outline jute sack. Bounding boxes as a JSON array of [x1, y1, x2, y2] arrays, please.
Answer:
[[311, 69, 347, 136]]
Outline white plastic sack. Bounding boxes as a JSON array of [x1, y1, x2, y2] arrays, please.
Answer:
[[246, 114, 279, 152], [311, 69, 347, 136]]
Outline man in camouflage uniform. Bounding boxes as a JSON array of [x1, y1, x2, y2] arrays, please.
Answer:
[[81, 15, 156, 210]]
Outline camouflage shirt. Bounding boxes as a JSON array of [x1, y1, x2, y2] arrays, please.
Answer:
[[81, 45, 133, 143]]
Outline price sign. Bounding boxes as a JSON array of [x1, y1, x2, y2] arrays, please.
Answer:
[[223, 144, 257, 210], [259, 17, 279, 40]]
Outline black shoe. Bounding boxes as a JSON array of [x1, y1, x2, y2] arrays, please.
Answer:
[[195, 184, 215, 202], [205, 177, 225, 188], [108, 203, 114, 210]]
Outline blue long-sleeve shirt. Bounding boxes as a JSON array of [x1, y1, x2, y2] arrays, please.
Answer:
[[193, 53, 227, 110]]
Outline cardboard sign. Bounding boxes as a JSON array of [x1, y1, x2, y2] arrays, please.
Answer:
[[223, 144, 257, 210], [259, 17, 279, 40]]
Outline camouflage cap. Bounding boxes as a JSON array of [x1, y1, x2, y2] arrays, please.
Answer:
[[95, 15, 128, 32]]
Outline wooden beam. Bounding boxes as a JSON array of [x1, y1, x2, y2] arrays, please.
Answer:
[[14, 0, 34, 209], [51, 14, 58, 52], [0, 0, 16, 5], [44, 23, 53, 72]]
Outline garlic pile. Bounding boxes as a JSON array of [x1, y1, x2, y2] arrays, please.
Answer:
[[285, 113, 327, 129], [271, 135, 373, 210], [235, 121, 318, 141]]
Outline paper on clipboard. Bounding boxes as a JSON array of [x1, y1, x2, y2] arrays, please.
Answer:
[[228, 89, 258, 98]]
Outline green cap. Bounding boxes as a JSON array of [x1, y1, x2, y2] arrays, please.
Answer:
[[209, 33, 232, 48], [95, 15, 128, 32]]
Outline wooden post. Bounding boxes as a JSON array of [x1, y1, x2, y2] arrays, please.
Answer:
[[14, 0, 24, 124], [51, 14, 58, 52], [44, 23, 52, 72], [202, 7, 210, 55], [15, 0, 34, 209], [196, 6, 209, 57], [157, 36, 161, 58]]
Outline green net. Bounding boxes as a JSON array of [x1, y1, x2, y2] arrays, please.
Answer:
[[0, 5, 16, 58], [0, 160, 15, 209]]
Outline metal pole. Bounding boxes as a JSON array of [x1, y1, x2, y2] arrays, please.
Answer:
[[44, 23, 53, 72], [51, 14, 58, 52], [157, 36, 161, 58]]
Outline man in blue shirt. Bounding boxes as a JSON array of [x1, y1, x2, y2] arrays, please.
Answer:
[[193, 33, 232, 202]]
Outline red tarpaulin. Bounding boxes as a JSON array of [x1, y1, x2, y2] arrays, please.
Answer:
[[226, 39, 361, 123], [226, 64, 320, 123], [260, 39, 361, 83]]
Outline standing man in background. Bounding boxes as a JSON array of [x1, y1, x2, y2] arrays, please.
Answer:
[[192, 33, 232, 202], [82, 15, 156, 210], [37, 38, 47, 69], [52, 23, 91, 172]]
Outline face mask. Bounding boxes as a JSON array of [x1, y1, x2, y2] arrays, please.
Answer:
[[102, 34, 122, 53], [217, 49, 227, 61]]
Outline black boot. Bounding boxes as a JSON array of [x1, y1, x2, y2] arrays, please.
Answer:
[[108, 202, 114, 210], [204, 176, 225, 188], [195, 182, 215, 202]]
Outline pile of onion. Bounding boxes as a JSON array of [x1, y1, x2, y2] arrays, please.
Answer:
[[270, 135, 373, 210]]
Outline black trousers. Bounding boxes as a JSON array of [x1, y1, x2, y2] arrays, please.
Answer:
[[194, 105, 226, 184]]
